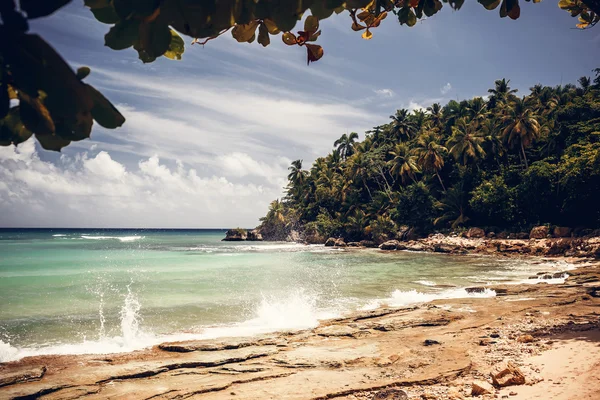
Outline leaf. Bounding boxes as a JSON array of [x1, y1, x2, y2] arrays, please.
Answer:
[[113, 0, 161, 19], [0, 86, 8, 119], [423, 0, 443, 17], [263, 19, 281, 34], [20, 0, 72, 19], [282, 32, 298, 45], [258, 23, 270, 47], [478, 0, 501, 10], [19, 92, 55, 136], [105, 19, 141, 50], [310, 1, 335, 20], [398, 7, 417, 26], [35, 133, 71, 151], [89, 4, 120, 24], [352, 22, 366, 31], [232, 21, 260, 43], [306, 43, 324, 65], [558, 0, 574, 9], [304, 15, 319, 33], [76, 67, 91, 80], [135, 21, 171, 62], [309, 30, 321, 41], [0, 108, 33, 146], [86, 84, 126, 129], [163, 30, 185, 60], [362, 29, 373, 40]]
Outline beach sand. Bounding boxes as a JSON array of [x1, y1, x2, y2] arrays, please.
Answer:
[[0, 254, 599, 399]]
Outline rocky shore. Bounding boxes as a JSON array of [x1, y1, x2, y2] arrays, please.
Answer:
[[322, 226, 600, 260], [1, 258, 599, 399]]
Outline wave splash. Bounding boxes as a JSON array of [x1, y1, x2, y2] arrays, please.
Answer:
[[80, 235, 144, 242]]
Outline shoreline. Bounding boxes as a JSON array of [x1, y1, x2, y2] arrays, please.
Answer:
[[0, 242, 577, 364], [1, 247, 599, 399]]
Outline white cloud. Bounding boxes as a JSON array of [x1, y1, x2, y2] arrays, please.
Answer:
[[407, 101, 427, 112], [441, 82, 452, 95], [0, 141, 286, 228], [374, 88, 394, 97]]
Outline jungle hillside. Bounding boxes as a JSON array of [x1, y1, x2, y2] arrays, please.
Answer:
[[258, 72, 600, 243]]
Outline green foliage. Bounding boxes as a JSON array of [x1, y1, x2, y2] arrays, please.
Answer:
[[1, 0, 597, 152], [469, 175, 516, 227], [264, 72, 600, 241]]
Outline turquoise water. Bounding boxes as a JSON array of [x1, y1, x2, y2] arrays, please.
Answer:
[[0, 229, 568, 362]]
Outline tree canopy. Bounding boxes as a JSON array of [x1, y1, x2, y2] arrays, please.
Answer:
[[0, 0, 598, 151], [259, 72, 600, 242]]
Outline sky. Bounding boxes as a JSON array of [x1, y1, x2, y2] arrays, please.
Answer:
[[1, 1, 598, 228]]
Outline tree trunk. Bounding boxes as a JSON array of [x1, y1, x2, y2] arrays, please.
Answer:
[[520, 141, 529, 169], [364, 181, 373, 201], [436, 171, 447, 192]]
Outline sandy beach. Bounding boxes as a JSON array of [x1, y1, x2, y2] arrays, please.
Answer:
[[1, 240, 599, 400]]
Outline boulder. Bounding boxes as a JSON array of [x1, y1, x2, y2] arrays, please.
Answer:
[[247, 229, 263, 241], [333, 238, 347, 247], [491, 362, 526, 387], [360, 240, 378, 248], [373, 389, 408, 400], [553, 226, 572, 238], [546, 239, 572, 256], [433, 243, 459, 253], [380, 240, 401, 250], [516, 232, 529, 239], [324, 237, 337, 247], [222, 228, 247, 241], [486, 232, 496, 238], [529, 226, 549, 239], [516, 334, 535, 343], [404, 242, 432, 252], [466, 287, 486, 294], [466, 227, 485, 238], [347, 242, 361, 247], [397, 226, 410, 241], [471, 380, 494, 396], [497, 231, 510, 239]]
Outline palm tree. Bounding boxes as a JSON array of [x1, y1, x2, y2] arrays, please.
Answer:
[[389, 143, 420, 184], [287, 159, 308, 197], [434, 185, 469, 228], [389, 109, 417, 141], [488, 78, 518, 108], [466, 97, 488, 127], [414, 133, 448, 192], [578, 76, 591, 94], [334, 132, 359, 160], [500, 97, 541, 169], [347, 152, 373, 200], [427, 103, 443, 129], [481, 118, 505, 165], [447, 118, 486, 166]]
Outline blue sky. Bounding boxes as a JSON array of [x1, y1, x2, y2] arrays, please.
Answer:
[[0, 1, 598, 228]]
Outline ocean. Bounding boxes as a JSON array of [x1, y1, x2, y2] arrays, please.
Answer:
[[0, 228, 569, 362]]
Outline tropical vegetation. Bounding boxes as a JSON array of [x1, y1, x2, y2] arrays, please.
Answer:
[[259, 72, 600, 242]]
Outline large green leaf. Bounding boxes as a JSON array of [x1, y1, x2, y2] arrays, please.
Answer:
[[20, 0, 72, 19], [0, 85, 8, 119], [35, 133, 71, 151], [87, 84, 126, 129], [76, 67, 91, 80], [232, 21, 260, 42], [478, 0, 501, 10], [135, 21, 171, 63], [0, 108, 33, 146], [113, 0, 161, 19], [105, 19, 141, 50], [19, 92, 55, 136], [163, 30, 185, 60]]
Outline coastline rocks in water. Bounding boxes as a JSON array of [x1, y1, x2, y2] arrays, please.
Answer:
[[466, 287, 486, 294], [333, 238, 347, 247], [347, 242, 361, 247], [247, 229, 263, 241], [466, 227, 485, 238], [380, 240, 402, 250], [433, 243, 462, 254], [325, 237, 337, 247], [222, 228, 247, 241], [360, 240, 378, 248], [530, 226, 549, 239], [516, 232, 529, 239], [553, 226, 572, 238]]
